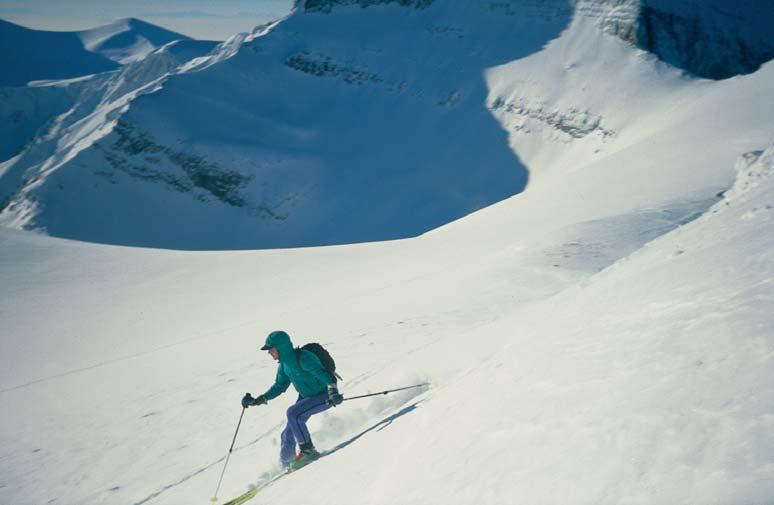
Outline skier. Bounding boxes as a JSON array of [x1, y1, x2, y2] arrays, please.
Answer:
[[241, 330, 343, 469]]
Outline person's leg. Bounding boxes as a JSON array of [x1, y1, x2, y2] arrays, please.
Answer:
[[285, 393, 331, 447], [279, 421, 297, 464]]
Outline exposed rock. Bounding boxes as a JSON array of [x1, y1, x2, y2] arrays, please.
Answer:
[[286, 52, 385, 85], [489, 97, 615, 141], [577, 0, 774, 79], [297, 0, 433, 14], [103, 120, 255, 210]]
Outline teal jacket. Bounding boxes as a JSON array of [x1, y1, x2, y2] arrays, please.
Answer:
[[261, 331, 332, 400]]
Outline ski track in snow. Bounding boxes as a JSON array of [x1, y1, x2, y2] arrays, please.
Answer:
[[130, 425, 281, 505], [132, 397, 427, 504]]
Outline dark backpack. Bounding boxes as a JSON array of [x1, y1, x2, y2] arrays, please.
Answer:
[[298, 343, 341, 382]]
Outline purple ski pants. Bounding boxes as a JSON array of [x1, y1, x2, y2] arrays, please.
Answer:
[[279, 393, 331, 463]]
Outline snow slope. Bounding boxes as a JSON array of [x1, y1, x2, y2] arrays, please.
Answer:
[[0, 18, 192, 87], [1, 2, 774, 505], [1, 134, 772, 505], [0, 84, 74, 161]]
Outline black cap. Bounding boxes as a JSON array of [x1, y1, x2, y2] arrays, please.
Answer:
[[260, 344, 273, 350]]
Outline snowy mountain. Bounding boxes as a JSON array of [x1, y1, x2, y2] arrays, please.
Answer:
[[3, 4, 562, 249], [0, 33, 218, 170], [1, 1, 774, 504], [0, 18, 193, 87], [0, 19, 117, 87], [78, 18, 196, 65], [0, 17, 209, 161], [2, 0, 772, 250]]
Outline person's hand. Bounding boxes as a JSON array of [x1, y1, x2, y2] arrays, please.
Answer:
[[327, 384, 343, 406], [242, 393, 268, 408], [241, 393, 255, 409]]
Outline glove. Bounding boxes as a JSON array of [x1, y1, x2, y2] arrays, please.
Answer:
[[241, 393, 254, 408], [241, 393, 268, 408], [327, 384, 343, 407]]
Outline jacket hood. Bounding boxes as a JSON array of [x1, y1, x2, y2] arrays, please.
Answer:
[[264, 330, 294, 359]]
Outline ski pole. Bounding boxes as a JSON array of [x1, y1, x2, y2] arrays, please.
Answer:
[[210, 406, 246, 502], [342, 382, 430, 402]]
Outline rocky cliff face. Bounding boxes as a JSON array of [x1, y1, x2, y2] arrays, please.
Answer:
[[577, 0, 774, 79], [295, 0, 433, 13], [295, 0, 774, 79]]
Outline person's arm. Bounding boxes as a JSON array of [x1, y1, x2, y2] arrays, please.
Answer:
[[299, 350, 342, 406], [262, 365, 291, 401]]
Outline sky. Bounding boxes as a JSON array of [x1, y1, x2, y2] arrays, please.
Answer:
[[0, 0, 295, 40]]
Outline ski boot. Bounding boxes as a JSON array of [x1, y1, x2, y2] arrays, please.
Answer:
[[289, 442, 320, 470]]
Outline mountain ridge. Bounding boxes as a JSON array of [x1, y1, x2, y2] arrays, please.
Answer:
[[3, 1, 575, 249]]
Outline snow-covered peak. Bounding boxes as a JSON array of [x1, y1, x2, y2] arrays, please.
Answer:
[[0, 18, 193, 86], [0, 18, 119, 87], [78, 17, 193, 65]]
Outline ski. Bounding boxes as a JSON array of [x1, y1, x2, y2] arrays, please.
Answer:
[[221, 488, 260, 505], [220, 451, 330, 504], [220, 471, 283, 505]]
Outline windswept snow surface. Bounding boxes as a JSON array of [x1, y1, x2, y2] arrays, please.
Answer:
[[2, 2, 774, 505]]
